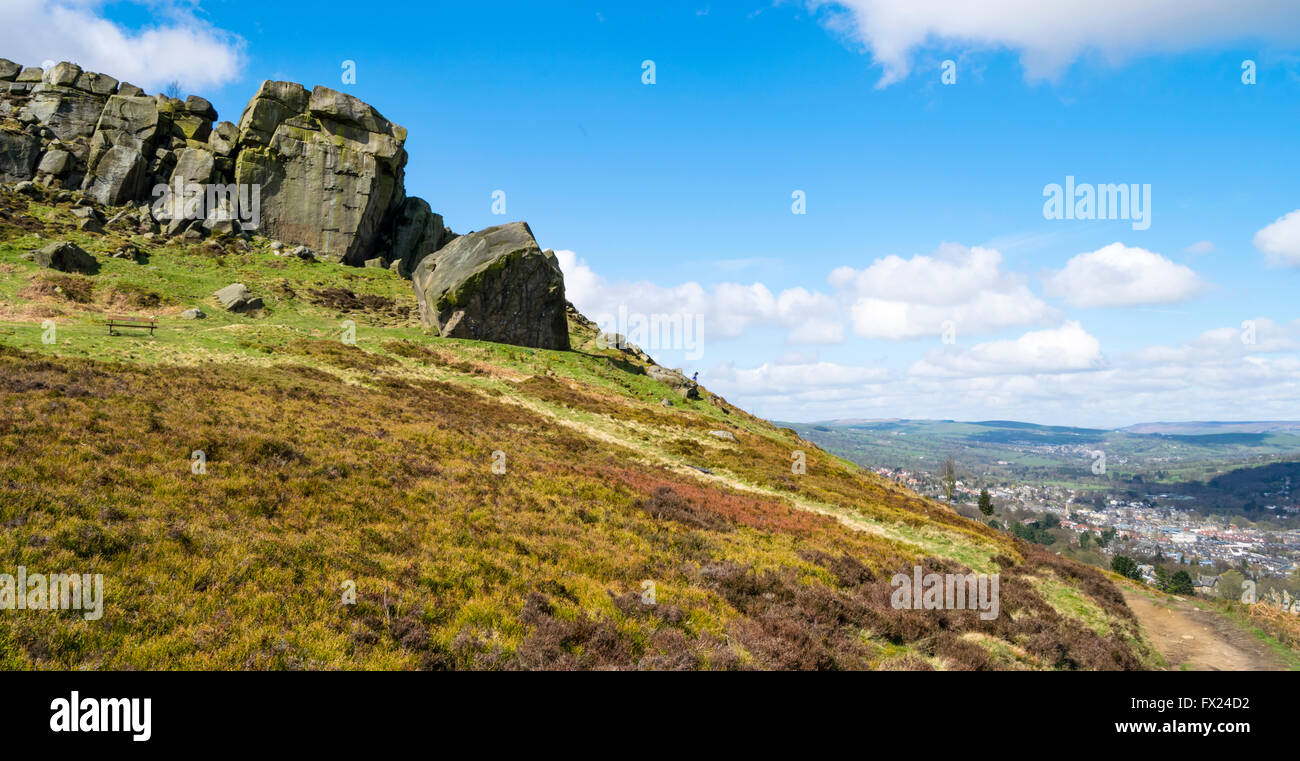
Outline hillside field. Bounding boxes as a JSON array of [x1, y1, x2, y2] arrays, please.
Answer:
[[0, 185, 1158, 670]]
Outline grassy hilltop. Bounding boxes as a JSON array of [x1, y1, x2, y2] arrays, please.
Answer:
[[0, 185, 1158, 669]]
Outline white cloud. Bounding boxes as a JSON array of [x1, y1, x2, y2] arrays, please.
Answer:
[[1184, 240, 1215, 255], [711, 360, 890, 398], [554, 249, 843, 346], [909, 321, 1104, 377], [787, 318, 844, 344], [557, 246, 1296, 427], [1253, 208, 1300, 267], [809, 0, 1300, 86], [560, 242, 1061, 348], [1129, 317, 1298, 365], [831, 243, 1056, 339], [559, 243, 1059, 347], [718, 318, 1300, 427], [1042, 243, 1206, 308], [0, 0, 246, 92]]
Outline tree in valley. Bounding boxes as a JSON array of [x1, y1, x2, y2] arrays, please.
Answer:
[[978, 488, 994, 516], [1168, 570, 1195, 596], [1218, 570, 1246, 601], [939, 456, 957, 503], [1111, 555, 1141, 581]]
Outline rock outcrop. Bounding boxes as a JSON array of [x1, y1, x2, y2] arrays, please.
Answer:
[[0, 59, 173, 198], [233, 81, 408, 264], [645, 365, 701, 399], [412, 222, 569, 350], [1, 58, 430, 263], [1, 56, 581, 351]]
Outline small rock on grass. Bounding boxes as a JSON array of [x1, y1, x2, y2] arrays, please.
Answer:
[[214, 283, 263, 312]]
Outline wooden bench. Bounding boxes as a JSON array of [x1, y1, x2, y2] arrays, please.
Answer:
[[106, 315, 157, 336]]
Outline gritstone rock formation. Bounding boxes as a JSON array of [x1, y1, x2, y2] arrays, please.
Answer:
[[1, 56, 580, 351], [0, 57, 452, 272], [412, 222, 569, 350], [234, 81, 407, 264]]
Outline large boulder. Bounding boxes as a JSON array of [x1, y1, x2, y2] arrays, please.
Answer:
[[83, 143, 147, 205], [167, 95, 215, 142], [35, 148, 71, 184], [184, 95, 217, 122], [32, 241, 98, 274], [88, 94, 161, 152], [234, 82, 407, 263], [26, 64, 115, 148], [27, 84, 106, 144], [411, 221, 569, 350], [208, 120, 238, 156], [81, 94, 162, 203], [75, 71, 119, 97], [169, 147, 214, 186], [43, 62, 82, 88]]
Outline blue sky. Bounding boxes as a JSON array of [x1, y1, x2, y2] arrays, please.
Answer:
[[5, 0, 1300, 426]]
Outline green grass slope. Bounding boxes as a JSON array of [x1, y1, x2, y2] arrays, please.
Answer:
[[0, 186, 1157, 669]]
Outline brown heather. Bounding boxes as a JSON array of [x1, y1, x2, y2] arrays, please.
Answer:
[[0, 342, 1154, 670]]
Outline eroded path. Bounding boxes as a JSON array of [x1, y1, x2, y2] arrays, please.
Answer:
[[1123, 589, 1287, 671]]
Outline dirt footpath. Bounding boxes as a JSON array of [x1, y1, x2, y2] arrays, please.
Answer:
[[1123, 589, 1288, 671]]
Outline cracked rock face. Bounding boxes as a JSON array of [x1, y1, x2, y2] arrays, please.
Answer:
[[234, 81, 407, 264], [81, 94, 161, 204], [1, 63, 439, 273], [28, 83, 107, 144], [412, 222, 570, 350], [0, 131, 41, 183]]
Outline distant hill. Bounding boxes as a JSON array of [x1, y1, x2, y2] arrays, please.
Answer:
[[786, 418, 1300, 491], [1119, 421, 1300, 435], [811, 418, 1300, 436]]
